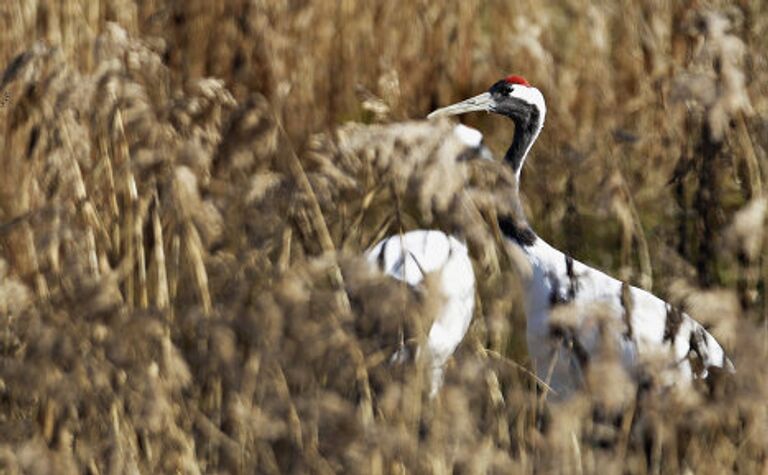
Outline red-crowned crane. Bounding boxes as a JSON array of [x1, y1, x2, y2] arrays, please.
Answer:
[[367, 75, 733, 398], [365, 124, 484, 397]]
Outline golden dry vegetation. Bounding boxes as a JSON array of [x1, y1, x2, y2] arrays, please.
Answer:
[[0, 0, 767, 473]]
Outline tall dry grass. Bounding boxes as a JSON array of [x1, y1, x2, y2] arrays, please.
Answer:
[[0, 1, 767, 473]]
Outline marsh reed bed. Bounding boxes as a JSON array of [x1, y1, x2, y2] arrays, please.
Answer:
[[0, 1, 767, 473]]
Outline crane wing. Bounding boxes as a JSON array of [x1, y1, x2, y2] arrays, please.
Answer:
[[522, 237, 733, 395]]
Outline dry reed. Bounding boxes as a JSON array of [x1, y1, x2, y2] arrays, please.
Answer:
[[0, 1, 767, 473]]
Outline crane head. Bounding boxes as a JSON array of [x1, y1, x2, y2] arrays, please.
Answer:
[[427, 75, 546, 124]]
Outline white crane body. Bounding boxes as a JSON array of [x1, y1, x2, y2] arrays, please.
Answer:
[[366, 74, 732, 397], [521, 234, 730, 396], [366, 230, 475, 396]]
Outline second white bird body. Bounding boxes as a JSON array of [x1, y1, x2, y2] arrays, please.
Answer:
[[366, 230, 475, 395]]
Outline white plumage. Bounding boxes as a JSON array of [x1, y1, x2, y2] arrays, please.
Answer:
[[521, 235, 732, 397], [362, 123, 484, 395], [365, 231, 475, 396], [366, 74, 732, 398]]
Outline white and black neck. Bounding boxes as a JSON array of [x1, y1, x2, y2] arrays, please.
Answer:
[[504, 106, 544, 181], [426, 75, 547, 247], [485, 79, 547, 189], [487, 80, 546, 246]]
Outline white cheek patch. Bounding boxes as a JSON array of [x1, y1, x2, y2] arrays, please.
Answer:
[[510, 87, 547, 121]]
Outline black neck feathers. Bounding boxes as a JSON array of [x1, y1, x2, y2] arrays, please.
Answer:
[[503, 105, 540, 175], [498, 215, 537, 247]]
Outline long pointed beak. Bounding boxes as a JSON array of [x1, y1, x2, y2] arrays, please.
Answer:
[[427, 92, 495, 119]]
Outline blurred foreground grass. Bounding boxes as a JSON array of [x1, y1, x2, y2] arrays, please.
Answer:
[[0, 1, 767, 473]]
